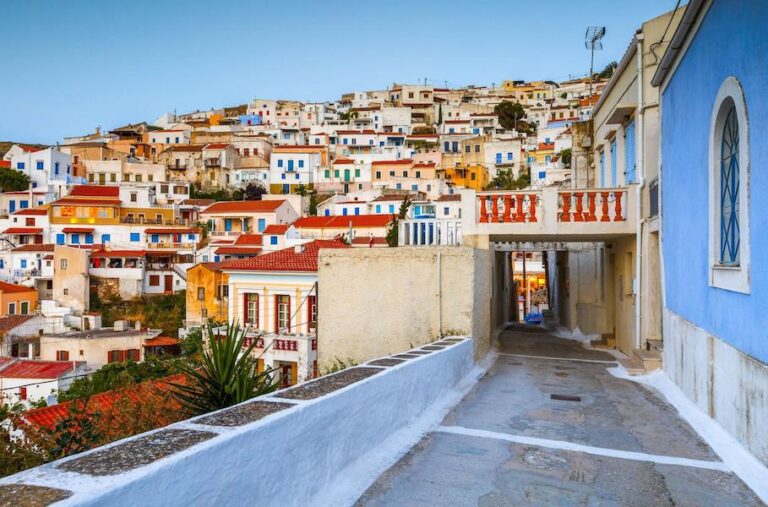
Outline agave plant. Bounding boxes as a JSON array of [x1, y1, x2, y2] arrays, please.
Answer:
[[171, 322, 278, 415]]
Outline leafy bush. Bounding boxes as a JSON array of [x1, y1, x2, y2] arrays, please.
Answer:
[[171, 323, 278, 415]]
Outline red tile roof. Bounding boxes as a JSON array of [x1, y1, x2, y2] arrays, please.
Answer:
[[204, 143, 231, 150], [0, 315, 34, 333], [0, 281, 36, 294], [221, 239, 348, 272], [293, 215, 394, 229], [62, 227, 94, 233], [180, 198, 215, 207], [332, 158, 354, 165], [69, 185, 120, 198], [0, 360, 77, 379], [143, 336, 180, 347], [234, 233, 263, 245], [50, 197, 120, 206], [436, 194, 462, 202], [2, 227, 42, 234], [20, 145, 45, 153], [0, 161, 10, 168], [350, 236, 389, 246], [262, 225, 288, 235], [23, 373, 184, 430], [537, 142, 555, 151], [202, 200, 285, 214], [215, 247, 262, 255], [12, 244, 55, 252], [12, 208, 48, 216]]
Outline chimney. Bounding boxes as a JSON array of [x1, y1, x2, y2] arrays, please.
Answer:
[[294, 244, 305, 254], [135, 321, 142, 331]]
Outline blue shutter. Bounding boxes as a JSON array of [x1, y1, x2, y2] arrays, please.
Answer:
[[600, 151, 606, 188], [624, 120, 636, 184], [56, 234, 65, 245], [151, 234, 159, 243], [102, 234, 111, 243], [258, 218, 266, 232], [610, 139, 617, 186], [85, 234, 94, 244]]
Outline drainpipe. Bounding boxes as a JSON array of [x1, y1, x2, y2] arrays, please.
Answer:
[[634, 34, 645, 350], [436, 251, 442, 339]]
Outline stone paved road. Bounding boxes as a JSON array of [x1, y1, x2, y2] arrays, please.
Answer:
[[356, 327, 764, 506]]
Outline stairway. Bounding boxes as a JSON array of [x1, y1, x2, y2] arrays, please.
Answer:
[[619, 339, 663, 375]]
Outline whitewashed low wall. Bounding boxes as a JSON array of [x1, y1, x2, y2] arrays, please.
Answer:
[[664, 309, 768, 467], [0, 338, 474, 506]]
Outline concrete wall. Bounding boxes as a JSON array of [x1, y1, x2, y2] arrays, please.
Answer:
[[664, 309, 768, 467], [0, 339, 475, 506], [53, 246, 89, 315], [317, 247, 491, 369]]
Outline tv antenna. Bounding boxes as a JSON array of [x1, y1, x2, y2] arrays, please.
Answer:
[[585, 26, 606, 99]]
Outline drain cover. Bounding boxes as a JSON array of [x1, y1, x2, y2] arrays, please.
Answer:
[[550, 394, 581, 402]]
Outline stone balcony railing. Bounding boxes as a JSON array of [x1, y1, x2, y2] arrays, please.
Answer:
[[240, 332, 318, 384], [0, 337, 473, 506], [460, 187, 637, 241]]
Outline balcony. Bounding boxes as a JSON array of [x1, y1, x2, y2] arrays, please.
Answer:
[[120, 217, 190, 226], [167, 162, 189, 171], [204, 158, 221, 168], [147, 242, 198, 250], [462, 186, 636, 242]]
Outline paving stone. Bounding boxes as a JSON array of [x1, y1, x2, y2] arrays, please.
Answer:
[[276, 367, 383, 400], [368, 358, 405, 367], [391, 354, 419, 360], [57, 429, 216, 476], [195, 401, 295, 427], [0, 484, 72, 507]]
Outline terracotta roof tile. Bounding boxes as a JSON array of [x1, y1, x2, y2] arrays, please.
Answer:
[[0, 281, 37, 293], [292, 215, 394, 228], [262, 225, 288, 235], [69, 186, 120, 198], [233, 233, 264, 245], [12, 244, 55, 252], [0, 360, 78, 379], [0, 315, 34, 333], [221, 239, 348, 272], [202, 200, 285, 214]]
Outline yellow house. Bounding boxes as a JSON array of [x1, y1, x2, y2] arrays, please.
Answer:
[[186, 263, 229, 328], [49, 186, 120, 226], [531, 142, 555, 164], [444, 163, 488, 191]]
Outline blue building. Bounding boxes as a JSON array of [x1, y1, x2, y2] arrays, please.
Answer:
[[653, 0, 768, 466]]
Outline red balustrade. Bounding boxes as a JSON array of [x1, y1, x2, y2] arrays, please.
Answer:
[[586, 192, 597, 222], [479, 197, 489, 223], [561, 192, 571, 222], [528, 194, 538, 223], [515, 194, 526, 222], [614, 190, 625, 222], [490, 195, 499, 223], [573, 192, 584, 222], [503, 195, 512, 222], [600, 191, 611, 222]]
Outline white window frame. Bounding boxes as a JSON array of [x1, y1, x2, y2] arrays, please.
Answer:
[[708, 76, 750, 294]]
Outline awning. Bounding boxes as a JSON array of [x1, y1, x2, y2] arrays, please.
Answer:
[[2, 228, 42, 234], [62, 227, 94, 233]]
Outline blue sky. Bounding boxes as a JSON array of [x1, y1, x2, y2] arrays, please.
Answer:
[[0, 0, 677, 144]]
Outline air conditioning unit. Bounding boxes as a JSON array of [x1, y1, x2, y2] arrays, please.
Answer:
[[581, 136, 592, 148]]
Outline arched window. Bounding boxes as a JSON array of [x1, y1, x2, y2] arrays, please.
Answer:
[[709, 77, 750, 293]]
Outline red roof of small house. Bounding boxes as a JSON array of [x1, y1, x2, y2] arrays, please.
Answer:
[[0, 161, 10, 168], [204, 143, 231, 150], [202, 200, 285, 214], [436, 194, 462, 202], [221, 239, 349, 273], [0, 315, 34, 333], [143, 336, 179, 347], [537, 142, 555, 151], [12, 208, 48, 216], [332, 158, 354, 165], [262, 225, 288, 235], [62, 227, 94, 233], [144, 228, 198, 235], [215, 247, 262, 255], [0, 281, 37, 293], [2, 227, 42, 234], [12, 244, 55, 252], [69, 186, 120, 198], [23, 373, 185, 430], [292, 215, 394, 229], [20, 145, 45, 153], [233, 234, 263, 245], [445, 120, 470, 124], [371, 159, 413, 166], [0, 360, 78, 379], [272, 145, 326, 151], [180, 198, 215, 207]]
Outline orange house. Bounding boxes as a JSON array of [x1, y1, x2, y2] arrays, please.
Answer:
[[0, 281, 38, 316]]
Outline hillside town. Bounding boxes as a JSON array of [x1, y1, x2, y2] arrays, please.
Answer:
[[1, 1, 767, 505]]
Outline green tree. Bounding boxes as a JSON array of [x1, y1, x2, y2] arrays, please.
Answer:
[[385, 196, 411, 247], [308, 193, 319, 216], [171, 323, 278, 415], [0, 167, 31, 192], [243, 182, 266, 200], [294, 184, 309, 197], [598, 61, 618, 79], [494, 101, 526, 131], [487, 169, 531, 191], [560, 148, 572, 168]]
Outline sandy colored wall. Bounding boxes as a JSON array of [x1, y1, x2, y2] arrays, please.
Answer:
[[317, 246, 491, 369]]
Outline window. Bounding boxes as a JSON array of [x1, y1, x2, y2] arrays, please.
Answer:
[[63, 288, 69, 296], [465, 145, 471, 153], [126, 349, 140, 362], [375, 171, 381, 179], [56, 350, 69, 361], [709, 76, 750, 293], [375, 205, 381, 213], [8, 303, 15, 315], [36, 160, 44, 170], [270, 236, 278, 245], [71, 234, 80, 245], [108, 350, 123, 363], [130, 233, 140, 242], [218, 284, 229, 299], [197, 287, 205, 301], [16, 162, 24, 169], [277, 159, 283, 168], [624, 119, 637, 183], [507, 152, 513, 161], [475, 144, 480, 153], [276, 295, 290, 331], [245, 293, 259, 326], [20, 259, 27, 269], [60, 259, 67, 270], [102, 233, 111, 243], [19, 386, 27, 400]]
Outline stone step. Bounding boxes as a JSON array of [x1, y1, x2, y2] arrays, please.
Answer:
[[646, 339, 664, 352], [634, 348, 662, 372], [619, 356, 646, 375]]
